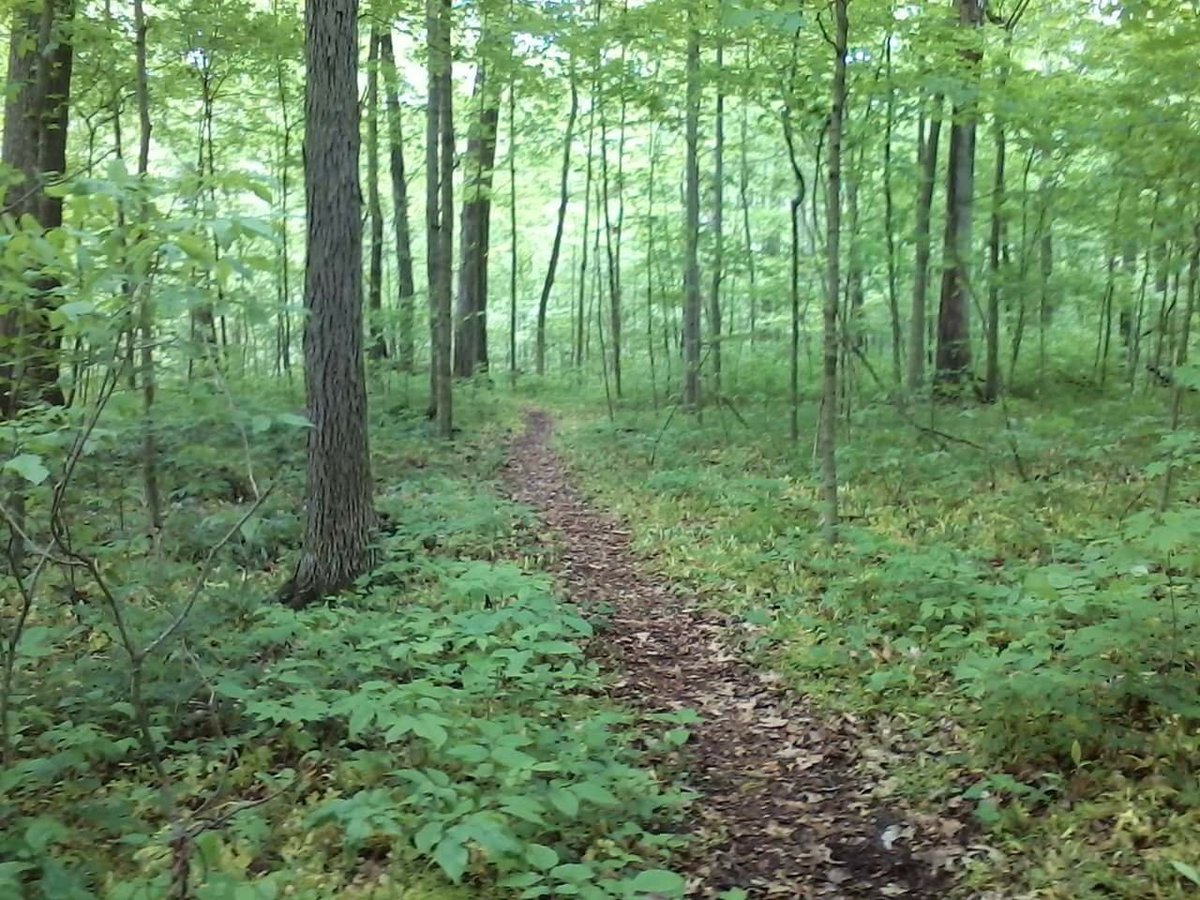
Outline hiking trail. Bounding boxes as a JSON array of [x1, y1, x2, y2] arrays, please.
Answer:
[[500, 410, 971, 898]]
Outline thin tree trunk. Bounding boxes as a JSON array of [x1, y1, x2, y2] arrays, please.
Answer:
[[983, 93, 1007, 402], [507, 70, 517, 380], [380, 33, 416, 373], [883, 38, 902, 388], [366, 27, 387, 360], [739, 56, 757, 345], [708, 23, 725, 396], [426, 0, 454, 433], [575, 80, 597, 370], [132, 0, 160, 534], [907, 97, 942, 392], [821, 0, 848, 544], [646, 122, 660, 407], [274, 0, 294, 378], [535, 67, 577, 375], [681, 1, 702, 411]]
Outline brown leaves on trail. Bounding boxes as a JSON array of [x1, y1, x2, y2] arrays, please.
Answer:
[[501, 411, 970, 898]]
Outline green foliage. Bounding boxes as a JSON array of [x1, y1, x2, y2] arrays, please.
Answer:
[[1, 398, 690, 898], [543, 367, 1200, 899]]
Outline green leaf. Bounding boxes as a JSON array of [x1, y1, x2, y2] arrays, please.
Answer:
[[525, 843, 559, 870], [550, 863, 593, 884], [571, 781, 619, 806], [628, 869, 686, 895], [4, 453, 50, 485], [414, 821, 442, 854], [547, 787, 579, 818], [1171, 861, 1200, 887], [434, 836, 469, 883], [493, 747, 538, 769]]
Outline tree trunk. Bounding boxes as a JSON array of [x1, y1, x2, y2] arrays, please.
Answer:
[[934, 0, 982, 388], [907, 98, 941, 392], [821, 0, 848, 544], [535, 69, 578, 376], [708, 27, 725, 397], [883, 38, 902, 388], [426, 0, 454, 434], [380, 33, 416, 372], [287, 0, 375, 607], [133, 0, 161, 534], [366, 27, 387, 360], [681, 1, 702, 412], [574, 80, 597, 370], [739, 48, 757, 345], [0, 0, 74, 416], [454, 46, 499, 378], [983, 55, 1009, 402]]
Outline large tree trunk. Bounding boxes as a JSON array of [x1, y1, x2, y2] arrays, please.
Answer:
[[453, 49, 499, 378], [366, 27, 387, 361], [379, 33, 416, 373], [821, 0, 848, 544], [681, 1, 702, 412], [286, 0, 375, 607], [535, 69, 578, 376], [0, 0, 75, 417], [934, 0, 982, 388]]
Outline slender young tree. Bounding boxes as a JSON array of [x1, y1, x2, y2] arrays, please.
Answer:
[[380, 32, 416, 372], [426, 0, 454, 434], [535, 66, 578, 376], [708, 21, 725, 396], [681, 0, 702, 412], [287, 0, 375, 606], [366, 25, 387, 360], [820, 0, 849, 544]]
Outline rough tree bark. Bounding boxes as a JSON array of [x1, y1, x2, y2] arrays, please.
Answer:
[[934, 0, 982, 388], [453, 41, 499, 378], [0, 0, 75, 416], [286, 0, 375, 607]]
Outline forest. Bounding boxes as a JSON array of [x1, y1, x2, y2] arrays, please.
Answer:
[[0, 0, 1197, 897]]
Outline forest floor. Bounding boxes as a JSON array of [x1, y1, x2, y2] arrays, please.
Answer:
[[501, 409, 970, 899]]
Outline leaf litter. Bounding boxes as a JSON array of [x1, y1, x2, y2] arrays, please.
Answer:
[[501, 411, 971, 898]]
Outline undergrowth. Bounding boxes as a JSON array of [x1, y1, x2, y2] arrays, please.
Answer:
[[532, 356, 1200, 900], [1, 384, 691, 898]]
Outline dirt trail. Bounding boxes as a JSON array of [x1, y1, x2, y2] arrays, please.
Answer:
[[501, 410, 967, 899]]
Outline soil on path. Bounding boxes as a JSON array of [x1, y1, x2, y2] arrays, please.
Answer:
[[501, 410, 969, 899]]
